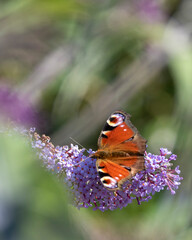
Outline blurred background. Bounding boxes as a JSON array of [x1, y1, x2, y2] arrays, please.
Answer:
[[0, 0, 192, 239]]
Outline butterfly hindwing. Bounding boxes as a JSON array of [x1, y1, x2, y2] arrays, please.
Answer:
[[96, 159, 132, 190]]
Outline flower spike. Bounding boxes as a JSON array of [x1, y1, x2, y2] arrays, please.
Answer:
[[28, 129, 183, 211]]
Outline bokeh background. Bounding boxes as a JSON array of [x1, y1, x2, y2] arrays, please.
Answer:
[[0, 0, 192, 239]]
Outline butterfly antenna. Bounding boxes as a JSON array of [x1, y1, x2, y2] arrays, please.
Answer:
[[69, 137, 87, 151], [64, 137, 91, 168], [63, 154, 92, 168]]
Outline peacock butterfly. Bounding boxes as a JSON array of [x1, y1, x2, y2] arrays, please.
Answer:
[[91, 110, 146, 191]]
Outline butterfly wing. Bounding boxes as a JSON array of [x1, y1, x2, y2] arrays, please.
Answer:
[[98, 110, 146, 155], [93, 110, 146, 190], [96, 157, 144, 190], [96, 159, 130, 190]]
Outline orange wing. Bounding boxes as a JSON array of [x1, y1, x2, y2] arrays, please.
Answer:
[[98, 110, 146, 155], [96, 157, 144, 190], [92, 110, 146, 191]]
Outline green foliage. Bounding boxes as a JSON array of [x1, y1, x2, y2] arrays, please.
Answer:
[[0, 132, 85, 240]]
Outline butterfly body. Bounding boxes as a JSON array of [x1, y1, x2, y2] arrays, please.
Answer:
[[91, 110, 146, 191]]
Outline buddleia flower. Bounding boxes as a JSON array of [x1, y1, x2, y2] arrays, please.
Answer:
[[28, 128, 182, 211]]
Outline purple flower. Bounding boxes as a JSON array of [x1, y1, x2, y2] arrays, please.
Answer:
[[0, 87, 39, 126], [28, 129, 183, 211]]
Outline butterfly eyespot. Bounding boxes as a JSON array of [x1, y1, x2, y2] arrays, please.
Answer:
[[101, 176, 118, 189], [102, 179, 108, 184], [107, 113, 124, 127], [109, 117, 116, 122]]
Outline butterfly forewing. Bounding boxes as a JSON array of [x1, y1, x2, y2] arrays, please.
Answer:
[[92, 110, 146, 191], [98, 112, 134, 148]]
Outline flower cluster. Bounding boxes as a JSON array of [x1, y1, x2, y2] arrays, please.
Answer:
[[28, 128, 182, 211]]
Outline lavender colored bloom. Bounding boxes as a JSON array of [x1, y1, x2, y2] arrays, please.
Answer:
[[0, 87, 39, 126], [28, 129, 183, 211]]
